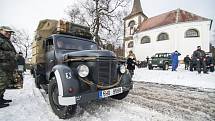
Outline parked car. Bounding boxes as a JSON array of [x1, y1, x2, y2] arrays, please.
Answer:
[[148, 53, 172, 70]]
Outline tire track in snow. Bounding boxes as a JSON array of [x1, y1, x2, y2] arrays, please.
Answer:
[[126, 81, 215, 121]]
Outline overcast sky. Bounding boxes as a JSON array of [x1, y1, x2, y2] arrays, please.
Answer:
[[0, 0, 214, 39]]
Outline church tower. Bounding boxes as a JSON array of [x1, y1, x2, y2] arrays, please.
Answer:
[[123, 0, 147, 57]]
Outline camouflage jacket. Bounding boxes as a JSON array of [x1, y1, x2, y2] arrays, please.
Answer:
[[0, 33, 17, 71], [193, 49, 206, 60]]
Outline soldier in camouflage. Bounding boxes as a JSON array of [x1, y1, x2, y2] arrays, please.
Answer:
[[0, 26, 17, 108]]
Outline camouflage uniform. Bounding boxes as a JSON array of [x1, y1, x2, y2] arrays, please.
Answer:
[[0, 33, 17, 96]]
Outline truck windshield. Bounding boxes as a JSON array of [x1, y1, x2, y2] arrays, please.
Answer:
[[56, 36, 98, 50]]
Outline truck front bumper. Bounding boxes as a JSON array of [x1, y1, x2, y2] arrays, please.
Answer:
[[58, 85, 132, 106]]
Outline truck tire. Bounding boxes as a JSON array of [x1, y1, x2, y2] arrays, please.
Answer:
[[35, 75, 41, 89], [48, 76, 77, 119], [163, 63, 169, 70], [111, 91, 129, 100], [210, 66, 214, 72]]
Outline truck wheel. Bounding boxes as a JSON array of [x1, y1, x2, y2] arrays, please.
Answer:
[[48, 76, 77, 119], [111, 91, 129, 100], [35, 75, 41, 89], [163, 63, 169, 70], [210, 66, 214, 72]]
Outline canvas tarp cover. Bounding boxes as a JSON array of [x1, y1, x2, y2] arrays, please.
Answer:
[[32, 19, 58, 64]]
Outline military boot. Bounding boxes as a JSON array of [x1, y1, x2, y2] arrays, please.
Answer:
[[0, 98, 12, 103], [0, 95, 12, 103], [0, 103, 9, 108]]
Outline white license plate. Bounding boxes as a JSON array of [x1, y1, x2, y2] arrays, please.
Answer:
[[98, 87, 123, 98]]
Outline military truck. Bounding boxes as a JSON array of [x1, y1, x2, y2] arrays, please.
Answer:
[[31, 19, 132, 119], [148, 53, 172, 70]]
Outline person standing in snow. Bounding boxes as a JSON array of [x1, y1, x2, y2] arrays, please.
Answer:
[[15, 52, 25, 88], [16, 52, 26, 71], [127, 50, 136, 77], [0, 26, 16, 108], [146, 56, 149, 64], [171, 50, 181, 71], [192, 46, 207, 74], [183, 55, 191, 70]]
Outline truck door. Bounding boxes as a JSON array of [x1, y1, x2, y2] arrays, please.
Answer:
[[45, 37, 55, 79]]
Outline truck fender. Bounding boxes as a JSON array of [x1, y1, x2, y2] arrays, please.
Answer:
[[51, 65, 80, 97], [120, 70, 133, 90]]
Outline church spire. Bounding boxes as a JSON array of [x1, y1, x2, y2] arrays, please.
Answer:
[[130, 0, 143, 15], [124, 0, 147, 20]]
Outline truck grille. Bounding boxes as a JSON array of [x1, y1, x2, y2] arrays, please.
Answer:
[[94, 60, 118, 86], [68, 59, 118, 88]]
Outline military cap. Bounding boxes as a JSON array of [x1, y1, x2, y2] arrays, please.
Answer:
[[0, 26, 15, 33]]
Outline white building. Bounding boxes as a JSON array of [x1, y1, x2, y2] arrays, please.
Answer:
[[124, 0, 213, 61]]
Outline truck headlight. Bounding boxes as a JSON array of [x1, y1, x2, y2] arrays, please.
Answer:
[[120, 65, 126, 74], [77, 64, 89, 77]]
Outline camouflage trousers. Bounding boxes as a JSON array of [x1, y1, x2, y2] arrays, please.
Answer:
[[0, 69, 14, 96]]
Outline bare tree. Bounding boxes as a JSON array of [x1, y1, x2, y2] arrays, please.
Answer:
[[11, 29, 32, 59], [66, 0, 131, 47]]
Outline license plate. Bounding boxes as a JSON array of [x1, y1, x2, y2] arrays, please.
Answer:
[[98, 87, 123, 98]]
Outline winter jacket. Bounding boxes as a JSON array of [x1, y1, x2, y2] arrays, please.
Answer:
[[193, 49, 206, 60], [0, 33, 17, 71], [184, 57, 191, 64], [16, 55, 25, 65], [127, 58, 136, 70]]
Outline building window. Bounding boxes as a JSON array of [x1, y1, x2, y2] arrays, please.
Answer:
[[128, 20, 135, 35], [128, 20, 135, 27], [128, 41, 133, 48], [157, 33, 169, 41], [185, 29, 199, 38], [141, 36, 151, 44]]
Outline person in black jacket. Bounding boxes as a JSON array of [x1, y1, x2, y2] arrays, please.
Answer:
[[127, 51, 136, 77], [183, 55, 191, 70], [206, 53, 214, 72], [192, 46, 207, 73], [16, 52, 26, 71], [15, 52, 25, 88]]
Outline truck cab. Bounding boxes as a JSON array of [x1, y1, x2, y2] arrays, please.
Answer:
[[32, 19, 133, 119]]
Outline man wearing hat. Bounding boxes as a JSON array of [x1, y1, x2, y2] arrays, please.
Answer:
[[0, 26, 17, 108]]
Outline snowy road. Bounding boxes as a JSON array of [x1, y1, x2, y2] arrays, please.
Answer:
[[0, 72, 215, 121], [127, 82, 215, 121]]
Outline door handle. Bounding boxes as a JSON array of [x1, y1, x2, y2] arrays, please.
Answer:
[[50, 59, 54, 63]]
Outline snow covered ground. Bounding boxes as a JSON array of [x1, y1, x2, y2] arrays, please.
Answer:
[[0, 71, 180, 121], [0, 67, 214, 121], [133, 65, 215, 89]]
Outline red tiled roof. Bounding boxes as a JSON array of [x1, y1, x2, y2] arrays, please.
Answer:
[[137, 9, 210, 32]]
